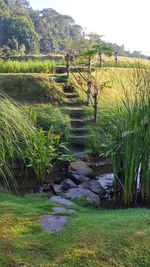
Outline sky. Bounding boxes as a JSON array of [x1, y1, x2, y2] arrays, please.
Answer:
[[29, 0, 150, 55]]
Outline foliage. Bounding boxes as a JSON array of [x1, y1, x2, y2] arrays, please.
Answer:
[[102, 68, 150, 205], [25, 129, 59, 184], [0, 0, 82, 55], [0, 94, 70, 188], [32, 104, 71, 139], [0, 94, 36, 190]]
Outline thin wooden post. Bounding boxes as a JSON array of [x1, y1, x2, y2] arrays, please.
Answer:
[[114, 52, 118, 67], [87, 79, 92, 105], [99, 51, 102, 67], [93, 88, 98, 124], [88, 57, 92, 73], [65, 53, 70, 78]]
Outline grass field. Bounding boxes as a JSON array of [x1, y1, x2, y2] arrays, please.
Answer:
[[0, 60, 150, 266], [0, 60, 57, 74], [0, 192, 150, 267]]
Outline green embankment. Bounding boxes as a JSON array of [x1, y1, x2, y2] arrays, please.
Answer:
[[0, 74, 65, 103]]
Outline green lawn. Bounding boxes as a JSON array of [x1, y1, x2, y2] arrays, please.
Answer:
[[0, 192, 150, 267]]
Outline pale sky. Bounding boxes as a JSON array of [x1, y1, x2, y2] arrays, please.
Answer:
[[29, 0, 150, 55]]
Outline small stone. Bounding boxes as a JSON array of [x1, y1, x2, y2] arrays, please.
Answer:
[[52, 207, 77, 213], [71, 173, 90, 184], [40, 215, 69, 232], [54, 184, 64, 195], [73, 152, 88, 159], [64, 188, 100, 206], [69, 161, 94, 178], [79, 180, 104, 195], [98, 173, 114, 190], [50, 196, 75, 206], [65, 188, 90, 199], [86, 191, 101, 206], [61, 178, 77, 190]]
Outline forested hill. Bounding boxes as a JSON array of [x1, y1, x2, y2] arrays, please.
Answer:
[[0, 0, 147, 58], [0, 0, 82, 55]]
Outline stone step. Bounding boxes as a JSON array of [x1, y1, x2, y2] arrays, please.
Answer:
[[71, 127, 87, 132], [70, 135, 88, 139], [63, 99, 83, 106], [71, 118, 89, 127], [64, 107, 84, 111], [71, 143, 86, 149], [64, 107, 85, 117], [71, 127, 87, 135], [64, 93, 79, 99], [70, 135, 88, 145], [63, 86, 76, 93]]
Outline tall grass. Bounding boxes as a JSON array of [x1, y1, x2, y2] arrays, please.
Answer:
[[104, 68, 150, 206], [0, 94, 37, 190], [0, 60, 56, 73], [0, 95, 70, 190]]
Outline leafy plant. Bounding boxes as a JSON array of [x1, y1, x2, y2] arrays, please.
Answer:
[[25, 128, 69, 184]]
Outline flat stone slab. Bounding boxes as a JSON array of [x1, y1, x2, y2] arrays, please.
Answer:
[[50, 196, 75, 206], [52, 207, 77, 213], [40, 215, 69, 232]]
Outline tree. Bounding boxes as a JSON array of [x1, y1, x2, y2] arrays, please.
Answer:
[[0, 16, 40, 54]]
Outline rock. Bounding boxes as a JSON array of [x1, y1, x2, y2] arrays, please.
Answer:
[[52, 207, 77, 213], [40, 215, 69, 232], [54, 184, 64, 195], [91, 158, 112, 167], [50, 196, 75, 206], [64, 188, 100, 206], [65, 188, 90, 199], [71, 173, 90, 184], [61, 178, 77, 190], [69, 161, 94, 178], [73, 152, 88, 160], [98, 173, 114, 190], [79, 180, 104, 195], [86, 191, 101, 206]]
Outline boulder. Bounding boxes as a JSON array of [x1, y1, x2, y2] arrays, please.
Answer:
[[61, 178, 77, 190], [50, 196, 75, 206], [71, 173, 90, 184], [98, 173, 114, 190], [79, 180, 104, 195], [69, 161, 94, 178], [64, 188, 100, 206]]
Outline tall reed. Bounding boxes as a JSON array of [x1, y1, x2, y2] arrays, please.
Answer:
[[104, 68, 150, 205], [0, 94, 37, 190]]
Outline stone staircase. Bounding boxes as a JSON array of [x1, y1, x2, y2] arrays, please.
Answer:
[[63, 85, 88, 156]]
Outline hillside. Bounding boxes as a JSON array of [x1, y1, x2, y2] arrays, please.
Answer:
[[0, 0, 147, 58]]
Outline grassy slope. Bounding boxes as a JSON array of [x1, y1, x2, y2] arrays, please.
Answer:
[[0, 192, 150, 267], [0, 74, 65, 103]]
